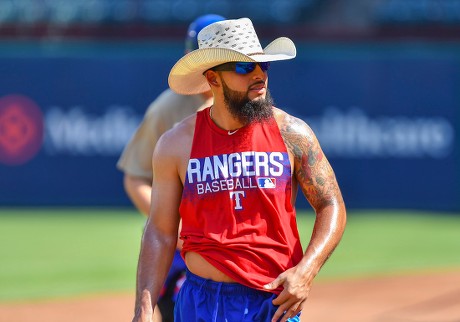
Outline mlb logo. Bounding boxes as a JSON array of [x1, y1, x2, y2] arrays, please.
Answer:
[[257, 177, 276, 188]]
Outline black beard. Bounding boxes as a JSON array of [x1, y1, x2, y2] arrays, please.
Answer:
[[221, 77, 274, 124]]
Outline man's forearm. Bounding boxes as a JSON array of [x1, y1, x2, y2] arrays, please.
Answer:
[[133, 226, 178, 321], [301, 202, 346, 276]]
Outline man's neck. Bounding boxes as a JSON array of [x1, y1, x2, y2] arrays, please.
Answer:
[[209, 103, 245, 132]]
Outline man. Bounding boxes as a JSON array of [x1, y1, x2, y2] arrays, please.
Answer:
[[132, 17, 347, 322], [118, 14, 225, 322]]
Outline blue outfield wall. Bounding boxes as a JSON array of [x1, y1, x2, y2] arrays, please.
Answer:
[[0, 41, 458, 211]]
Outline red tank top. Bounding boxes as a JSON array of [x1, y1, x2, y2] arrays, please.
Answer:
[[180, 107, 303, 293]]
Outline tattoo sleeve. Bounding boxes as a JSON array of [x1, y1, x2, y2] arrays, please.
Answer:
[[279, 114, 344, 211]]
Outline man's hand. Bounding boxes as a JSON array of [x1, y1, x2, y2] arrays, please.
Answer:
[[263, 266, 312, 322], [132, 290, 155, 322]]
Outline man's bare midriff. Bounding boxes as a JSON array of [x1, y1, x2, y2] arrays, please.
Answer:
[[185, 251, 237, 283]]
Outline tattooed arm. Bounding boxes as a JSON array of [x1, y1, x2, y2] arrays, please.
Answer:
[[265, 109, 347, 322]]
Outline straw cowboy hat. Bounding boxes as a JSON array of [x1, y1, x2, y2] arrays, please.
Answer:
[[168, 17, 296, 95]]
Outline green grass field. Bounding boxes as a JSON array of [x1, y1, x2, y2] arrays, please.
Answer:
[[1, 208, 459, 302]]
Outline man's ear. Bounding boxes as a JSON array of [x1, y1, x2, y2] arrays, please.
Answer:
[[204, 70, 219, 86]]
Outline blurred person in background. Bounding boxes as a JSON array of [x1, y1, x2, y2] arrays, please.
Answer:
[[132, 17, 346, 322], [117, 14, 226, 322]]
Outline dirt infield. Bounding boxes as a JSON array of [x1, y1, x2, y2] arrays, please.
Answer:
[[1, 270, 459, 322]]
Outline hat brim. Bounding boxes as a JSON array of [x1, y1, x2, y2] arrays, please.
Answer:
[[168, 37, 296, 95]]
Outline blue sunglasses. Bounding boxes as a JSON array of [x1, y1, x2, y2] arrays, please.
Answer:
[[212, 62, 270, 74]]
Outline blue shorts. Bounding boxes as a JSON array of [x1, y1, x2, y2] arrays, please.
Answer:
[[174, 270, 301, 322]]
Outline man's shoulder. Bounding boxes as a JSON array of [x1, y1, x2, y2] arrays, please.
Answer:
[[157, 113, 197, 146], [272, 107, 313, 137], [273, 107, 297, 127], [153, 113, 196, 166]]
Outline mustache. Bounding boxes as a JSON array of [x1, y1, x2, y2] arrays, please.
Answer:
[[248, 81, 266, 90]]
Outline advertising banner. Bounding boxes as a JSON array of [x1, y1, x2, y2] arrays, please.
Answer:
[[0, 42, 458, 210]]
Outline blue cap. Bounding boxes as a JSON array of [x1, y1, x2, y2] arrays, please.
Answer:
[[185, 14, 226, 52]]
